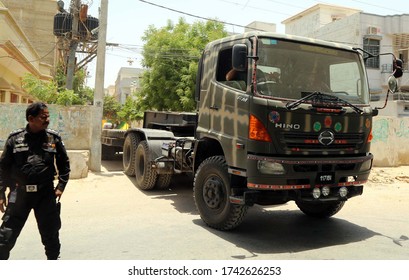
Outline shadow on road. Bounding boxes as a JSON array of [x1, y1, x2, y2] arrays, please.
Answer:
[[102, 156, 124, 172], [193, 208, 379, 257], [101, 158, 380, 257], [134, 173, 197, 215]]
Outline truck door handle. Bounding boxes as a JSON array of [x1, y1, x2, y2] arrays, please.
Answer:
[[210, 105, 219, 110]]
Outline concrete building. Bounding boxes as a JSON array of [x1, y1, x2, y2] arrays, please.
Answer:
[[114, 67, 144, 104], [282, 4, 409, 116], [245, 21, 276, 32], [0, 0, 56, 104]]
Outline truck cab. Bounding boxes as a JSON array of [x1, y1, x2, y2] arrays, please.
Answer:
[[111, 31, 401, 231], [192, 32, 374, 229]]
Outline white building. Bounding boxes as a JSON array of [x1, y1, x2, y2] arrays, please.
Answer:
[[282, 4, 409, 116], [114, 67, 145, 105], [245, 21, 276, 32]]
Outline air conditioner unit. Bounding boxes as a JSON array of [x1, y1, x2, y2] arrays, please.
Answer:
[[367, 26, 379, 35]]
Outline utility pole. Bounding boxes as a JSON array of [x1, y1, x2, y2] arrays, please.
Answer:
[[89, 0, 108, 171], [66, 0, 81, 90]]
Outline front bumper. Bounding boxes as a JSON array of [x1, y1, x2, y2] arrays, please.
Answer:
[[246, 153, 373, 190]]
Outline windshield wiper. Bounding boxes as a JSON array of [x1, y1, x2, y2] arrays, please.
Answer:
[[286, 91, 363, 114]]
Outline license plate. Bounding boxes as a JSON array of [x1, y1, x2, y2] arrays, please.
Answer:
[[316, 172, 335, 184], [26, 185, 38, 192]]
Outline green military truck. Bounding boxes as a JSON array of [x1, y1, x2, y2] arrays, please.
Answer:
[[102, 31, 401, 230]]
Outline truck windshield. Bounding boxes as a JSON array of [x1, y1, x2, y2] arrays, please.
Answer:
[[255, 37, 369, 104]]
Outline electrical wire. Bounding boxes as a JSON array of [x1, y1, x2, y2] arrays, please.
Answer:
[[138, 0, 265, 31]]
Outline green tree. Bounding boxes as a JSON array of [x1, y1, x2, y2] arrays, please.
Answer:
[[117, 95, 143, 121], [54, 65, 94, 105], [22, 65, 94, 106], [103, 94, 121, 121], [21, 73, 58, 103], [138, 18, 227, 112]]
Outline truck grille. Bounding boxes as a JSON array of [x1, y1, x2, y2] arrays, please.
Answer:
[[281, 132, 364, 151]]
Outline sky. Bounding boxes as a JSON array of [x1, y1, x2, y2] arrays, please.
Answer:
[[61, 0, 409, 88]]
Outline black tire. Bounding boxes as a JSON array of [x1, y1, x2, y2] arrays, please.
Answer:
[[296, 201, 345, 218], [194, 156, 248, 230], [155, 174, 172, 190], [123, 133, 139, 176], [134, 140, 158, 190], [101, 145, 116, 160]]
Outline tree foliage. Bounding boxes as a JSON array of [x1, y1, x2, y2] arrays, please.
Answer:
[[103, 94, 121, 120], [117, 96, 143, 121], [21, 65, 94, 106], [136, 18, 227, 112]]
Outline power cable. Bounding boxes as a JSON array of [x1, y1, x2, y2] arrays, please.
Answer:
[[351, 0, 403, 14], [138, 0, 265, 31]]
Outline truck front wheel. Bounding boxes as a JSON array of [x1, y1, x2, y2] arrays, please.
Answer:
[[296, 201, 345, 218], [194, 156, 248, 230], [135, 140, 158, 190]]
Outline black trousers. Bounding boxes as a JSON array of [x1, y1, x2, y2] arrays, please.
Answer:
[[0, 183, 61, 260]]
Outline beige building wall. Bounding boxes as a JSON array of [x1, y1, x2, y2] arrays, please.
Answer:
[[283, 4, 361, 38], [0, 0, 55, 104], [2, 0, 56, 67]]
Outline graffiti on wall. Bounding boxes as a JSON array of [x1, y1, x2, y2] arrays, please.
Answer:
[[396, 119, 409, 138], [372, 118, 390, 143], [0, 104, 92, 150]]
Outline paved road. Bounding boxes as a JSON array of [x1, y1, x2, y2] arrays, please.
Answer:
[[8, 159, 409, 260]]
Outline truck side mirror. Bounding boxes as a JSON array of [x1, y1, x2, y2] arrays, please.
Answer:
[[393, 58, 403, 78], [374, 75, 399, 112], [388, 75, 398, 93], [232, 44, 247, 71]]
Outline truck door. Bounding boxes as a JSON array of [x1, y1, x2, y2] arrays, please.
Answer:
[[209, 45, 250, 169]]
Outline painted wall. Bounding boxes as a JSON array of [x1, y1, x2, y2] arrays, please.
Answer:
[[0, 103, 92, 150], [372, 116, 409, 166]]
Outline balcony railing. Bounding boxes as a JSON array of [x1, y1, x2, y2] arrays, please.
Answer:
[[381, 63, 409, 73]]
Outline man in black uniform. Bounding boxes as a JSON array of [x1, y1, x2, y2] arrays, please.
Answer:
[[0, 102, 70, 260]]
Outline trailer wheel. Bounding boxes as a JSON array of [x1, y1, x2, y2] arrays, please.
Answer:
[[296, 201, 345, 218], [194, 156, 248, 230], [155, 174, 172, 190], [123, 133, 139, 176], [134, 140, 158, 190]]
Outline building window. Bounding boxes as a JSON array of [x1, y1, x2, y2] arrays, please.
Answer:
[[216, 47, 247, 91], [10, 93, 18, 103], [363, 38, 380, 69], [0, 90, 5, 102]]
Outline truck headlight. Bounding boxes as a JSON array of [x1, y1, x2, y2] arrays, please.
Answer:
[[257, 161, 285, 175], [339, 187, 348, 198], [322, 186, 330, 196], [312, 188, 321, 199]]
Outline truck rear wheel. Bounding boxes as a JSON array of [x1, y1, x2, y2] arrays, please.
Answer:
[[135, 140, 158, 190], [296, 201, 345, 218], [155, 174, 172, 190], [194, 156, 248, 230], [123, 133, 139, 176]]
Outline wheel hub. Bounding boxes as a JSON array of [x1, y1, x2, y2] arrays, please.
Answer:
[[203, 177, 224, 209]]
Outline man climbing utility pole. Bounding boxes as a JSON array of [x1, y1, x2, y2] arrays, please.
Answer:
[[66, 0, 81, 90]]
